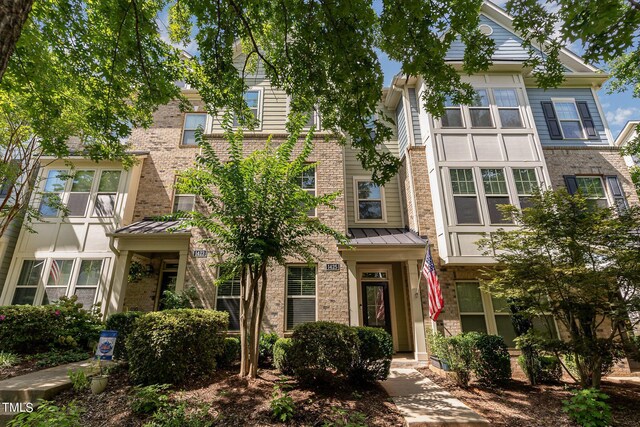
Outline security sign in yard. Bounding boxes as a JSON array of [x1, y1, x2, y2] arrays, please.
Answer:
[[95, 330, 118, 361]]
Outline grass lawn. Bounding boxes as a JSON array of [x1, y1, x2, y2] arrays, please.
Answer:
[[419, 367, 640, 427], [52, 366, 404, 426]]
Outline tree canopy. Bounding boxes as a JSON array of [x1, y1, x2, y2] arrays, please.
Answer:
[[2, 0, 640, 181], [480, 190, 640, 388], [173, 116, 347, 377]]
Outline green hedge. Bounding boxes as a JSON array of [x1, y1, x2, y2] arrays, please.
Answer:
[[217, 337, 241, 368], [350, 327, 394, 383], [105, 311, 143, 361], [518, 354, 562, 384], [469, 333, 512, 386], [0, 296, 103, 354], [126, 309, 228, 385], [289, 322, 359, 381], [273, 338, 294, 375]]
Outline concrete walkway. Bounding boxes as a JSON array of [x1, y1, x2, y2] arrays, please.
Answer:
[[381, 368, 489, 427], [0, 360, 93, 425]]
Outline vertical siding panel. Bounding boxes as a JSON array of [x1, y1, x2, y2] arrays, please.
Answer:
[[408, 88, 422, 145]]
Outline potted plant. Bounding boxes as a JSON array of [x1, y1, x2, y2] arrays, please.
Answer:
[[90, 360, 109, 394]]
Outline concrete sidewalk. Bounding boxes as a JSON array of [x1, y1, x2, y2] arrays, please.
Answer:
[[0, 360, 93, 426], [381, 368, 489, 427]]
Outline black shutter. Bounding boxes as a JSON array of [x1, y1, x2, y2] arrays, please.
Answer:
[[576, 101, 598, 139], [564, 175, 578, 195], [605, 175, 628, 211], [541, 101, 563, 140]]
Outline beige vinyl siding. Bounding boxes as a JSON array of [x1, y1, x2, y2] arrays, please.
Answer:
[[345, 105, 404, 228], [209, 54, 288, 133]]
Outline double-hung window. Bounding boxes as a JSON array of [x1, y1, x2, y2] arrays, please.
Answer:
[[297, 166, 316, 216], [494, 89, 523, 128], [181, 113, 207, 146], [575, 177, 608, 209], [43, 259, 74, 304], [234, 90, 262, 127], [355, 180, 385, 221], [68, 171, 95, 217], [74, 259, 103, 309], [94, 171, 121, 217], [286, 266, 316, 330], [450, 169, 481, 224], [12, 260, 45, 305], [481, 169, 513, 224], [441, 97, 463, 128], [456, 282, 488, 334], [39, 170, 67, 217], [216, 269, 241, 331], [469, 90, 493, 128], [512, 169, 539, 209], [553, 101, 584, 139]]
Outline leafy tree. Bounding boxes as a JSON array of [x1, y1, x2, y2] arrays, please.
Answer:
[[174, 116, 347, 378], [480, 189, 640, 388]]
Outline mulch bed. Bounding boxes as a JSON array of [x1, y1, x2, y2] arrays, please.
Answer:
[[53, 367, 404, 426], [0, 358, 40, 381], [418, 367, 640, 427]]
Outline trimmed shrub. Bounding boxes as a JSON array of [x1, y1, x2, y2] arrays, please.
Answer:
[[273, 338, 294, 375], [349, 327, 393, 383], [563, 388, 611, 427], [518, 354, 562, 384], [126, 309, 228, 385], [259, 332, 280, 363], [289, 322, 358, 381], [105, 311, 143, 361], [469, 333, 511, 386], [217, 337, 241, 368], [0, 296, 102, 354]]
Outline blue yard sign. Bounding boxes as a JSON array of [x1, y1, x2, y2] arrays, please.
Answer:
[[95, 330, 118, 361]]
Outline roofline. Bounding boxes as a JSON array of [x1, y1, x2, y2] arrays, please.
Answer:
[[106, 232, 191, 238], [615, 120, 640, 146]]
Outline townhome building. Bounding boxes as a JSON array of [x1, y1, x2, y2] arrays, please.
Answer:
[[0, 1, 637, 366]]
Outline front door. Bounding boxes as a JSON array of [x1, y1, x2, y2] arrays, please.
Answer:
[[362, 282, 392, 334]]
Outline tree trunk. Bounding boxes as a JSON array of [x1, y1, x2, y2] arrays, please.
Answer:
[[239, 265, 250, 377], [249, 265, 269, 378], [0, 0, 35, 82]]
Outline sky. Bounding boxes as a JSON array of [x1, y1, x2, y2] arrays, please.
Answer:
[[158, 1, 640, 140]]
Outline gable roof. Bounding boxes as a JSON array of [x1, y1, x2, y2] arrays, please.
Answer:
[[615, 121, 640, 147]]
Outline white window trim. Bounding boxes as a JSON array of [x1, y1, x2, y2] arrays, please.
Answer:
[[440, 104, 465, 129], [551, 98, 586, 140], [479, 168, 514, 225], [213, 267, 242, 331], [510, 168, 541, 210], [446, 168, 483, 226], [353, 176, 387, 224], [91, 170, 123, 218], [180, 112, 209, 146], [574, 176, 611, 207], [233, 86, 264, 131], [300, 164, 317, 217], [284, 264, 318, 331], [468, 89, 495, 129], [493, 88, 525, 129]]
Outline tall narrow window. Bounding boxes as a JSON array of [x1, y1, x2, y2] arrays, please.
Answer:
[[181, 113, 207, 146], [494, 89, 523, 128], [456, 282, 488, 333], [216, 269, 241, 331], [12, 260, 44, 305], [234, 90, 261, 126], [94, 171, 121, 217], [490, 295, 517, 348], [553, 101, 584, 139], [450, 169, 481, 224], [356, 180, 384, 221], [513, 169, 539, 209], [39, 170, 67, 217], [575, 177, 608, 208], [469, 90, 493, 127], [286, 266, 316, 330], [43, 260, 74, 304], [67, 171, 95, 217], [74, 259, 103, 309], [297, 166, 316, 216], [441, 97, 463, 128], [481, 169, 512, 224]]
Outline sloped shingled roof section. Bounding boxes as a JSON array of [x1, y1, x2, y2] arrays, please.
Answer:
[[347, 228, 425, 246], [113, 218, 189, 235]]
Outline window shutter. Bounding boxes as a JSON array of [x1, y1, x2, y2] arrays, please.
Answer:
[[576, 101, 598, 139], [541, 102, 563, 139], [564, 175, 578, 195], [605, 175, 629, 211]]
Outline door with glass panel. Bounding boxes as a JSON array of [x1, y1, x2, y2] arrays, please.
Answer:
[[361, 272, 392, 335]]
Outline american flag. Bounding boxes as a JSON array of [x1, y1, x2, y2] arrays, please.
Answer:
[[422, 246, 444, 321], [49, 260, 61, 286]]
